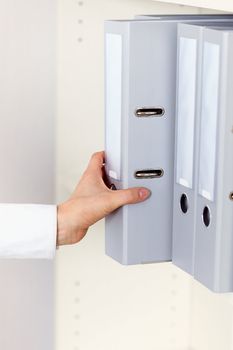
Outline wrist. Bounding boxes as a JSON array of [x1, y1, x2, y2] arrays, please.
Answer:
[[57, 200, 88, 246], [57, 202, 70, 246]]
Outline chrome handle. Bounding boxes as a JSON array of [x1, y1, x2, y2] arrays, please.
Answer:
[[135, 107, 165, 118], [134, 169, 164, 179]]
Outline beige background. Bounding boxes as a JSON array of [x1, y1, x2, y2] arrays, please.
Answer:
[[55, 1, 233, 350], [0, 1, 55, 349]]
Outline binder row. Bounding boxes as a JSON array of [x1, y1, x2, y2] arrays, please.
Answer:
[[173, 23, 233, 292], [104, 15, 233, 292]]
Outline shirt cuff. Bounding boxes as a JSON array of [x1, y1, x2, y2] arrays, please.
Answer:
[[0, 204, 57, 259]]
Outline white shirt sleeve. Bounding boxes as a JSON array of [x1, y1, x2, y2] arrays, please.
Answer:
[[0, 204, 57, 259]]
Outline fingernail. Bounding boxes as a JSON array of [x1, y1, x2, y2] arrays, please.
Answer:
[[139, 188, 151, 200]]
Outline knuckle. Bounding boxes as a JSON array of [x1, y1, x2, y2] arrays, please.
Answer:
[[128, 190, 138, 202], [121, 189, 137, 203], [91, 152, 98, 159]]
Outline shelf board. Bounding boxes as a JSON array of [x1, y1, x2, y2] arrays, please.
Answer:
[[153, 0, 233, 12]]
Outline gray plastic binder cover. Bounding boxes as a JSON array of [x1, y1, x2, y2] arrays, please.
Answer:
[[105, 18, 233, 266], [194, 27, 233, 292]]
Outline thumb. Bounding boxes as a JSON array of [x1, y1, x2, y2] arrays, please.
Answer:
[[108, 187, 151, 212]]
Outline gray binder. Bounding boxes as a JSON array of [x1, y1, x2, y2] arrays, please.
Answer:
[[105, 19, 174, 265], [194, 27, 233, 292], [172, 23, 204, 275], [172, 22, 233, 275], [105, 18, 233, 266]]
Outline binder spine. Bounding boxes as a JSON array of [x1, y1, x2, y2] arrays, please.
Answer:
[[215, 32, 233, 291], [174, 24, 233, 292], [172, 24, 202, 275], [194, 29, 221, 291], [105, 21, 129, 264], [105, 20, 178, 265], [194, 28, 233, 292]]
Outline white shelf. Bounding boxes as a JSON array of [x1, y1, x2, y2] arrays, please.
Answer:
[[153, 0, 233, 12]]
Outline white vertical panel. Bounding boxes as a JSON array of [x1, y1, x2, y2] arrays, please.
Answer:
[[176, 37, 197, 189], [105, 33, 122, 180], [198, 42, 220, 201], [0, 1, 56, 349], [0, 260, 54, 350]]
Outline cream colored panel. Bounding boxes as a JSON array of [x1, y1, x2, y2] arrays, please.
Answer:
[[56, 1, 198, 349], [190, 282, 233, 350], [56, 1, 233, 350], [56, 227, 192, 350]]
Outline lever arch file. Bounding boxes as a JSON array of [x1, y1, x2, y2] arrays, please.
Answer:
[[105, 20, 175, 265], [105, 18, 233, 266], [172, 23, 203, 275], [173, 23, 233, 292], [194, 27, 233, 292], [174, 23, 219, 275]]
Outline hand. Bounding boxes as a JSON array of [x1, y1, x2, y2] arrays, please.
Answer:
[[57, 151, 151, 246]]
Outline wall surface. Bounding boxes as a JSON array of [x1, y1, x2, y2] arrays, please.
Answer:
[[0, 1, 56, 349], [56, 1, 193, 350]]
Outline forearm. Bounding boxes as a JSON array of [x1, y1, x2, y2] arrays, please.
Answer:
[[0, 204, 57, 259]]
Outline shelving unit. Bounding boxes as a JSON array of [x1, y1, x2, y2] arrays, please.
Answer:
[[56, 1, 233, 349]]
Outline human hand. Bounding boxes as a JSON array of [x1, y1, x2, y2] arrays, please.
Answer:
[[57, 151, 151, 246]]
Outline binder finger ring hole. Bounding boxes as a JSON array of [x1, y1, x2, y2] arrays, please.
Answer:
[[180, 193, 189, 214], [229, 192, 233, 201], [134, 107, 165, 117], [202, 206, 211, 227], [134, 169, 164, 179]]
